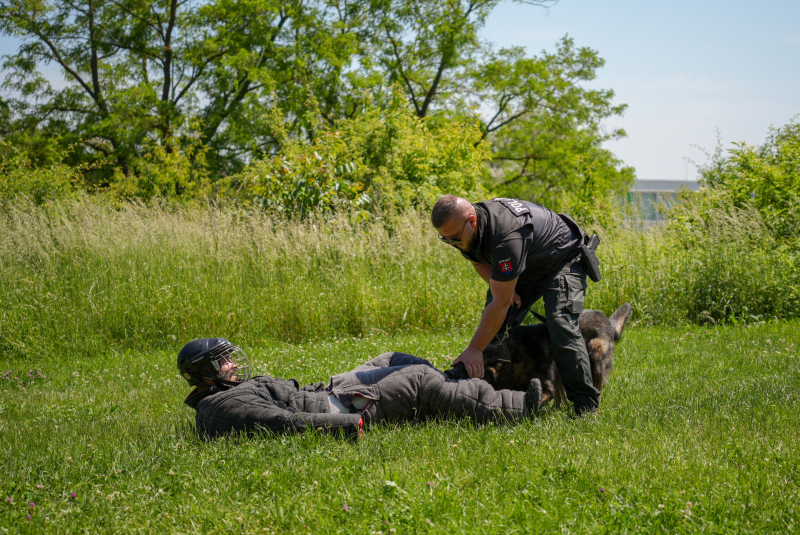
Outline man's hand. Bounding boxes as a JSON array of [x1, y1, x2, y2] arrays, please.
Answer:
[[512, 291, 521, 308], [452, 346, 484, 379]]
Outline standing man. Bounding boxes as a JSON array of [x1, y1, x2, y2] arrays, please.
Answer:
[[431, 195, 600, 417]]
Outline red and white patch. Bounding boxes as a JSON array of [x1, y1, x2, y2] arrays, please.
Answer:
[[500, 261, 513, 275]]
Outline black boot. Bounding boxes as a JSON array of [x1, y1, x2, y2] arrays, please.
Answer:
[[524, 378, 543, 416], [573, 403, 598, 419]]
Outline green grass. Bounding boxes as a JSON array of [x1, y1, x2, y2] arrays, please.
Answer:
[[2, 322, 799, 534], [4, 198, 800, 365]]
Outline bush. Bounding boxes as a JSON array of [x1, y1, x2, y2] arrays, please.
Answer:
[[107, 133, 212, 201], [0, 144, 81, 205], [228, 92, 490, 216], [696, 116, 800, 238]]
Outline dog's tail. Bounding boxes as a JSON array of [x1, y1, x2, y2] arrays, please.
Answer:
[[609, 303, 632, 341]]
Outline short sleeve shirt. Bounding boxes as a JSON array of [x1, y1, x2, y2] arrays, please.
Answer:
[[486, 229, 532, 281]]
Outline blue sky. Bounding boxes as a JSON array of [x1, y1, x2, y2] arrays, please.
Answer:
[[483, 0, 800, 180]]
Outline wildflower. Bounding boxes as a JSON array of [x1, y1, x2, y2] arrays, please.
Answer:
[[29, 502, 35, 508], [25, 514, 31, 520], [342, 505, 350, 512], [426, 481, 433, 487], [70, 492, 76, 499], [600, 488, 606, 493], [36, 485, 43, 489], [5, 497, 11, 502]]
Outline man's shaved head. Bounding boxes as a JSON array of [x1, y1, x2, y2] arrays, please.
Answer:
[[431, 195, 471, 229]]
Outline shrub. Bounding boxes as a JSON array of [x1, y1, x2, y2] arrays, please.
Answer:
[[696, 117, 800, 238], [0, 144, 81, 205], [229, 92, 490, 216], [107, 133, 212, 201]]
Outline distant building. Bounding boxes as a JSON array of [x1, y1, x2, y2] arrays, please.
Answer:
[[627, 179, 700, 221]]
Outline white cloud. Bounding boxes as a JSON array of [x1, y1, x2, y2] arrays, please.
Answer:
[[786, 34, 800, 45]]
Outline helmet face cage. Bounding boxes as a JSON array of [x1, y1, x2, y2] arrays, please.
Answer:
[[205, 342, 251, 384], [179, 339, 252, 386]]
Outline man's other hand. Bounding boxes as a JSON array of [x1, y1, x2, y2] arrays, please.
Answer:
[[452, 346, 484, 379]]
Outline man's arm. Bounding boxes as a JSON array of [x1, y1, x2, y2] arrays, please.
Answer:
[[203, 395, 362, 439], [453, 276, 519, 378], [472, 261, 492, 284]]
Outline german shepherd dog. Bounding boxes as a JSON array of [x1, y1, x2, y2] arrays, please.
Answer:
[[445, 303, 632, 408]]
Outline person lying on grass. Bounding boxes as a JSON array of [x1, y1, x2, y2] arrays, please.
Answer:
[[178, 338, 544, 440]]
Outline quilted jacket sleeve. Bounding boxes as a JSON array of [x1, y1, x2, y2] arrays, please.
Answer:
[[195, 387, 362, 440]]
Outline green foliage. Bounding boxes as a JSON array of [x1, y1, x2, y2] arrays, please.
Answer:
[[0, 143, 81, 205], [229, 130, 368, 218], [107, 132, 212, 201], [229, 93, 489, 215], [0, 0, 360, 180], [695, 117, 800, 238], [0, 0, 631, 207], [473, 38, 634, 209], [591, 200, 800, 325], [337, 93, 490, 209]]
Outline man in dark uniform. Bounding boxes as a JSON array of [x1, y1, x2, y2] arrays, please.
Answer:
[[431, 194, 600, 416]]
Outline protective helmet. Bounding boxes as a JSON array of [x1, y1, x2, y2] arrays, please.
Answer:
[[177, 338, 251, 387]]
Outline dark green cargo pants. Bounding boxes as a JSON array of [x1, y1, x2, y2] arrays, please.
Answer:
[[484, 257, 600, 410]]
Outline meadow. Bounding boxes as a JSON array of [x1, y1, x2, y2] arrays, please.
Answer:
[[1, 323, 799, 534], [1, 199, 799, 533]]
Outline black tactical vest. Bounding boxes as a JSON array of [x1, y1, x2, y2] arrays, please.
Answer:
[[463, 198, 582, 281]]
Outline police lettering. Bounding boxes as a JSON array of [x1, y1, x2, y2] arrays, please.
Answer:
[[507, 200, 526, 212], [495, 198, 531, 217]]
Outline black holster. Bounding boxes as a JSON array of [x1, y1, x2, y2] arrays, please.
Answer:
[[579, 234, 602, 283]]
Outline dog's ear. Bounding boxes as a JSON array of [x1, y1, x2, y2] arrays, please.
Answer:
[[609, 303, 633, 341]]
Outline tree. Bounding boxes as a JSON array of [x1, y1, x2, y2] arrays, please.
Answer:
[[470, 39, 633, 207], [0, 0, 362, 185], [1, 0, 632, 206], [354, 1, 631, 206]]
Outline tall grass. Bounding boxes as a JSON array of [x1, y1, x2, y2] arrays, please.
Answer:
[[0, 199, 481, 359], [2, 197, 799, 361], [597, 202, 800, 324]]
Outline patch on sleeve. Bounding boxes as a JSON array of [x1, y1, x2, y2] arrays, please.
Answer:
[[499, 258, 513, 275]]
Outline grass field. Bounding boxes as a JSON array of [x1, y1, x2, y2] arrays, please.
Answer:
[[2, 321, 798, 534]]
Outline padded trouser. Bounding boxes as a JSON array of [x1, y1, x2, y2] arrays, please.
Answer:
[[330, 353, 528, 424], [485, 258, 600, 409]]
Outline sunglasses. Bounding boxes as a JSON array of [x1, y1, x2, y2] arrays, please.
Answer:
[[438, 217, 471, 246]]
